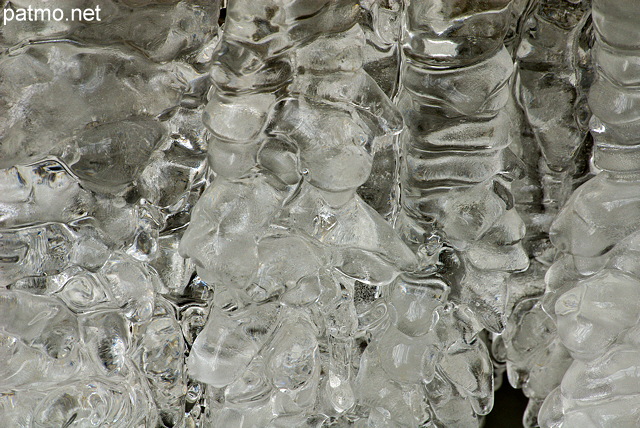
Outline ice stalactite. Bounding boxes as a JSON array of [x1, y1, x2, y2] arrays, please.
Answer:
[[180, 0, 414, 425], [536, 0, 640, 425], [396, 0, 530, 334], [495, 1, 594, 425], [357, 0, 404, 219], [180, 1, 496, 426]]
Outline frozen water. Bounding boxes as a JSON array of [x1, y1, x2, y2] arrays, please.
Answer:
[[5, 0, 637, 427], [0, 0, 220, 425]]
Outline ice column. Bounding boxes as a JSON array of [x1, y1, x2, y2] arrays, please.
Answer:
[[358, 0, 404, 219], [353, 1, 504, 425], [397, 0, 530, 333], [537, 0, 640, 425], [178, 0, 441, 425], [495, 1, 594, 425], [517, 0, 592, 202]]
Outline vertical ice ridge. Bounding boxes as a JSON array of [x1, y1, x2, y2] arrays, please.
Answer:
[[537, 0, 640, 426], [516, 0, 593, 207], [181, 1, 498, 425], [179, 1, 452, 425], [497, 2, 594, 426], [357, 0, 404, 219], [397, 0, 529, 334], [357, 4, 495, 427]]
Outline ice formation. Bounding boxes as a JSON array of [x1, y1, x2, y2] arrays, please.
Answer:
[[2, 0, 639, 427], [396, 0, 529, 333], [177, 0, 498, 426], [535, 0, 640, 425], [495, 1, 594, 425], [0, 1, 220, 426]]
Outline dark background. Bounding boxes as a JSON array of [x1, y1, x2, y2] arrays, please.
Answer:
[[484, 383, 529, 427]]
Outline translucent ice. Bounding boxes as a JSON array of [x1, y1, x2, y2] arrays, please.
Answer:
[[0, 1, 220, 425], [537, 0, 640, 425], [397, 0, 529, 333]]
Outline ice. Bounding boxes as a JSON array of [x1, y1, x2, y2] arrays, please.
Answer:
[[359, 0, 401, 97], [137, 116, 209, 205], [177, 0, 498, 424], [562, 345, 640, 403], [6, 0, 631, 426], [404, 0, 513, 67], [516, 0, 591, 172], [555, 270, 640, 359], [390, 275, 449, 337], [357, 0, 404, 219], [99, 254, 158, 323], [0, 223, 75, 287], [0, 290, 79, 362], [56, 271, 107, 312], [534, 0, 640, 425], [503, 299, 571, 402], [269, 98, 375, 193], [81, 310, 130, 375], [0, 0, 219, 424], [376, 325, 438, 383], [495, 2, 595, 424], [0, 43, 184, 169], [151, 234, 196, 296], [550, 171, 640, 259], [281, 186, 418, 270], [355, 346, 430, 426], [29, 378, 156, 427], [592, 0, 640, 49], [225, 356, 272, 405], [70, 120, 165, 191], [425, 369, 479, 427], [179, 176, 287, 290], [2, 0, 220, 63], [137, 299, 188, 426], [398, 1, 529, 336], [266, 312, 319, 391], [187, 303, 280, 388], [0, 161, 91, 227]]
